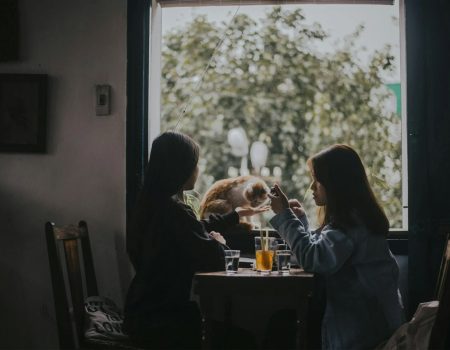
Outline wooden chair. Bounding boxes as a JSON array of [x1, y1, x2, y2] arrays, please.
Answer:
[[46, 221, 141, 350], [428, 229, 450, 349]]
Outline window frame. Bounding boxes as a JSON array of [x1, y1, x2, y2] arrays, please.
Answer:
[[127, 0, 409, 235]]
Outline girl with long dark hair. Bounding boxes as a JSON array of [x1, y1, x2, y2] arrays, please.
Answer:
[[124, 131, 266, 349], [269, 144, 404, 350]]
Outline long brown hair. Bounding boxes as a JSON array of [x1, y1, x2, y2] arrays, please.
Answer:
[[307, 144, 389, 236], [127, 131, 200, 268]]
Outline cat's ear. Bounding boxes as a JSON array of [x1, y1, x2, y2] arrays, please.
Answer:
[[259, 180, 270, 192]]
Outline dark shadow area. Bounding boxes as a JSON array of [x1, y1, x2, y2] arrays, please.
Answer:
[[114, 230, 133, 301]]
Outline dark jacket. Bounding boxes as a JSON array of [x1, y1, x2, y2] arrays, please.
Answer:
[[123, 197, 238, 335]]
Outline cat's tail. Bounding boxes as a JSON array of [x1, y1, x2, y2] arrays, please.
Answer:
[[199, 199, 232, 219]]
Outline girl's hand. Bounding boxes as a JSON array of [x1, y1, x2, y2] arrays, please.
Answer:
[[209, 231, 227, 245], [288, 199, 306, 218], [235, 206, 270, 218], [268, 184, 289, 214]]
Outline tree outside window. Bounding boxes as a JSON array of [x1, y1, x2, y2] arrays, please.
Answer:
[[160, 6, 403, 229]]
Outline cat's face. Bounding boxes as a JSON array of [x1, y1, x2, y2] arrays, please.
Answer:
[[244, 181, 270, 207]]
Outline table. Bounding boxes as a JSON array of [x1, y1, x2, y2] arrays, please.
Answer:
[[192, 268, 314, 350]]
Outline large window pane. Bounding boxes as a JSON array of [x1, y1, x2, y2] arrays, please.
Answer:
[[160, 3, 404, 229]]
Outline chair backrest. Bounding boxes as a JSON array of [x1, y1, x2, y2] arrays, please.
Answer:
[[429, 228, 450, 349], [46, 221, 98, 349]]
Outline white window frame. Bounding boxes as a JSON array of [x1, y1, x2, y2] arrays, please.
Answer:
[[149, 0, 162, 150]]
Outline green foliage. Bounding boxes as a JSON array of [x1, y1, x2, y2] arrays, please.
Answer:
[[161, 7, 402, 228], [184, 191, 201, 219]]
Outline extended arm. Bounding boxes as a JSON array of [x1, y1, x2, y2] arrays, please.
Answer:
[[201, 210, 240, 233], [201, 206, 269, 232], [270, 209, 354, 274]]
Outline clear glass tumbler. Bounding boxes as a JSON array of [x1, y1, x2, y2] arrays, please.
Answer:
[[224, 250, 240, 274], [276, 250, 291, 274]]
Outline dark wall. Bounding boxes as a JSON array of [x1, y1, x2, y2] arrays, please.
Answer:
[[406, 0, 450, 316], [0, 0, 128, 348]]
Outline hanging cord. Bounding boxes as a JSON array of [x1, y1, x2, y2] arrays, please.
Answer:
[[173, 6, 241, 131]]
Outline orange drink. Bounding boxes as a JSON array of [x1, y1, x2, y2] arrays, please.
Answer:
[[255, 250, 274, 271], [254, 236, 277, 272]]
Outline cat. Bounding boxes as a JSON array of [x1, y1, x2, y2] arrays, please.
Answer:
[[199, 175, 270, 229]]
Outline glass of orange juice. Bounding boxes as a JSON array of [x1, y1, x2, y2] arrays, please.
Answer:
[[255, 236, 277, 273]]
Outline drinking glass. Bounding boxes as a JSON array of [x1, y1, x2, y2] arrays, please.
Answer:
[[254, 237, 277, 273], [224, 250, 240, 274], [276, 239, 288, 251], [273, 239, 287, 269], [276, 250, 291, 274]]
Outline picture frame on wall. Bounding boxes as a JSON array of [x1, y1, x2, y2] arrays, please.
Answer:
[[0, 74, 47, 152]]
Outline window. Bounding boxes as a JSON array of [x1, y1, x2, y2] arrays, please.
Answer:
[[149, 0, 407, 230]]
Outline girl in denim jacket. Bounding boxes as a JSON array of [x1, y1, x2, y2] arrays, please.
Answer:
[[269, 144, 404, 350]]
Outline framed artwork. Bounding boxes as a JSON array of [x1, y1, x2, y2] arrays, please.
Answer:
[[0, 74, 47, 152]]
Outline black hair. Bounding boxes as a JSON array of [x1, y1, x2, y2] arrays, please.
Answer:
[[127, 131, 200, 268]]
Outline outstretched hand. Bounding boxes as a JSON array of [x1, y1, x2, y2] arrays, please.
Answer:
[[268, 184, 289, 214], [235, 205, 270, 218]]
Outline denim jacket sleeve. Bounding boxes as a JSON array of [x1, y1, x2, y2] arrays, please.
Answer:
[[270, 208, 355, 274]]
